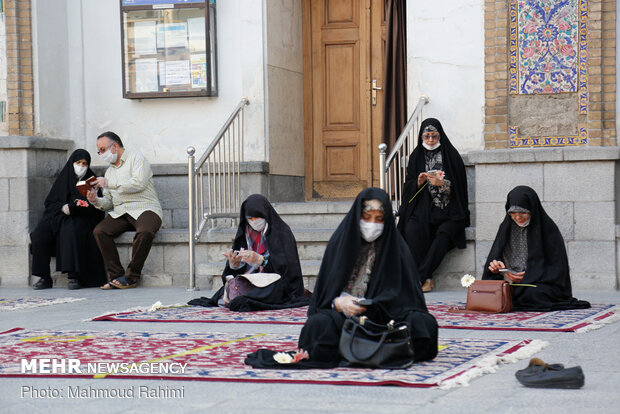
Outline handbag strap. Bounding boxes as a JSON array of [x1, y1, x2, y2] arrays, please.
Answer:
[[348, 322, 390, 361]]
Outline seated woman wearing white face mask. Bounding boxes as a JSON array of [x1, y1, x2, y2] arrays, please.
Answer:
[[245, 188, 438, 368], [189, 194, 309, 311], [29, 149, 106, 290]]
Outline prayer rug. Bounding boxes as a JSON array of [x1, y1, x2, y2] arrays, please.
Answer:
[[92, 302, 619, 333], [92, 303, 309, 324], [0, 297, 85, 312], [429, 302, 619, 333], [0, 328, 546, 389]]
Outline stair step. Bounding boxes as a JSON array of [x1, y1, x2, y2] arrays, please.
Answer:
[[197, 260, 322, 277]]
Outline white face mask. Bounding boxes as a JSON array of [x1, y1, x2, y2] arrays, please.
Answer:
[[247, 217, 266, 232], [100, 147, 118, 164], [422, 141, 441, 151], [73, 163, 87, 179], [359, 220, 384, 243]]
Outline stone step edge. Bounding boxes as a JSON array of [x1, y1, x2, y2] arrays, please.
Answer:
[[115, 227, 476, 244], [197, 260, 323, 276]]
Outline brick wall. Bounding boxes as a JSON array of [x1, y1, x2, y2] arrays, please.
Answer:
[[5, 0, 34, 136], [484, 0, 616, 148]]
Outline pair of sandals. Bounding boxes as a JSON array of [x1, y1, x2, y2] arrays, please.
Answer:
[[100, 275, 137, 290]]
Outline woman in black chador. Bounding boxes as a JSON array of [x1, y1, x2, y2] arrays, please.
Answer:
[[30, 149, 106, 289], [246, 188, 438, 369], [189, 194, 308, 311], [483, 186, 590, 311], [397, 118, 470, 292]]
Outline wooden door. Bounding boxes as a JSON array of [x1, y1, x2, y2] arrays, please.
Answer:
[[303, 0, 385, 199]]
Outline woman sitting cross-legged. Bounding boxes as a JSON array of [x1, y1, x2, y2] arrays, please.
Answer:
[[189, 194, 309, 311], [245, 188, 438, 368], [482, 185, 590, 311]]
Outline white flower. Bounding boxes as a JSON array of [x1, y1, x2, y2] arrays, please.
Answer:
[[148, 301, 163, 312], [273, 352, 293, 364], [461, 274, 476, 288]]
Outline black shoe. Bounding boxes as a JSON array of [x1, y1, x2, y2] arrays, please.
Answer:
[[33, 278, 53, 290], [68, 279, 82, 290], [516, 358, 584, 389]]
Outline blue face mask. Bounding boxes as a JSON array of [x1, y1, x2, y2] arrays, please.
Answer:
[[359, 220, 383, 242]]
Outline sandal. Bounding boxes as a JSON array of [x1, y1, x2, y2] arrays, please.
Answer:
[[110, 276, 137, 289], [100, 280, 118, 290]]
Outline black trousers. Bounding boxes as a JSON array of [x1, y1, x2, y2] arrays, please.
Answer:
[[406, 218, 455, 282], [30, 219, 56, 279]]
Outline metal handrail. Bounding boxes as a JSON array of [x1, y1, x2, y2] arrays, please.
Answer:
[[378, 95, 429, 210], [186, 97, 250, 290]]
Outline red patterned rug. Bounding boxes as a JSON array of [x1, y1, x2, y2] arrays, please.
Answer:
[[92, 302, 619, 332], [0, 328, 546, 388]]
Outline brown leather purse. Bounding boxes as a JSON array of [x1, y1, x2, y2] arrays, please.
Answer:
[[466, 280, 513, 313]]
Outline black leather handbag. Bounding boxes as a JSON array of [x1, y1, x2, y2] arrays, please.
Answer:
[[339, 316, 414, 369]]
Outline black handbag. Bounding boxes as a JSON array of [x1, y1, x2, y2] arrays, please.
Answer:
[[339, 316, 414, 369]]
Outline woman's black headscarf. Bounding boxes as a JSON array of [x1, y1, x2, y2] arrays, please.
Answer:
[[189, 194, 308, 311], [482, 186, 590, 311], [397, 118, 470, 248], [43, 149, 96, 232], [309, 187, 429, 322], [234, 194, 305, 299]]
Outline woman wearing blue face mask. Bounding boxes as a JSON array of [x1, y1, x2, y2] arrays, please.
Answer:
[[189, 194, 309, 311], [245, 188, 438, 368], [29, 149, 106, 290]]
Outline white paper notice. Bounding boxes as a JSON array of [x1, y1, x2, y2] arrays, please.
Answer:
[[187, 17, 206, 52], [190, 54, 207, 88], [133, 21, 157, 55], [164, 60, 190, 85], [164, 23, 188, 48], [134, 58, 159, 92]]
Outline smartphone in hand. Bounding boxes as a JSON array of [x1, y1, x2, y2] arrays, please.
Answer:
[[357, 298, 373, 307]]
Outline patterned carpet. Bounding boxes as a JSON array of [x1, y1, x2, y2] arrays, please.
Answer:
[[0, 328, 545, 388], [429, 302, 619, 332], [0, 297, 85, 312], [92, 302, 619, 332]]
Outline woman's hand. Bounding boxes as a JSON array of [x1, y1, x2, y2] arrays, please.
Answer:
[[417, 172, 428, 187], [61, 204, 70, 215], [505, 271, 524, 283], [239, 250, 264, 266], [427, 174, 444, 187], [334, 296, 366, 317], [223, 249, 243, 268], [488, 260, 505, 274]]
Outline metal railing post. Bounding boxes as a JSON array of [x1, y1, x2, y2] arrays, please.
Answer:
[[378, 143, 387, 190], [187, 146, 199, 291]]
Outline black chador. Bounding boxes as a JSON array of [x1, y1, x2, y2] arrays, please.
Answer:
[[246, 188, 438, 369], [397, 118, 470, 286], [189, 194, 308, 311], [482, 186, 590, 311], [30, 149, 106, 287]]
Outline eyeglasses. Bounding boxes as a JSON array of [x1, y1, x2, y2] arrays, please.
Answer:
[[97, 143, 114, 155], [422, 133, 440, 141]]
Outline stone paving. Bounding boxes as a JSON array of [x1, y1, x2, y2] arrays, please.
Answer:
[[0, 287, 619, 414]]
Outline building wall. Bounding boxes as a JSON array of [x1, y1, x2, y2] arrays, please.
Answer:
[[407, 0, 486, 153], [265, 0, 304, 178], [31, 0, 267, 165], [485, 0, 617, 149]]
